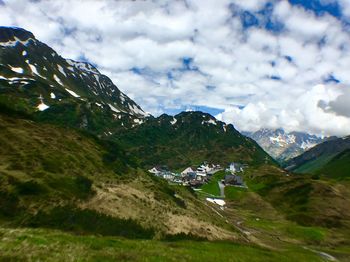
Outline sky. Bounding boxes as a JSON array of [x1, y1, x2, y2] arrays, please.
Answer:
[[1, 0, 350, 136]]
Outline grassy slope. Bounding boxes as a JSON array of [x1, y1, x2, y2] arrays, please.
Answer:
[[1, 114, 350, 260], [243, 165, 350, 230], [316, 149, 350, 179], [293, 154, 336, 174], [0, 113, 238, 240], [0, 227, 326, 262], [199, 170, 227, 196]]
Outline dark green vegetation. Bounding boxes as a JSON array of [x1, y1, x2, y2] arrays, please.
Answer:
[[113, 112, 275, 169], [286, 136, 350, 177]]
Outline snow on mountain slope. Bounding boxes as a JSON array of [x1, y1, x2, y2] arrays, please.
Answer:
[[0, 26, 149, 136], [243, 128, 332, 162]]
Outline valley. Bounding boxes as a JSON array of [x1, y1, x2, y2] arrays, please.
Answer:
[[0, 26, 350, 261]]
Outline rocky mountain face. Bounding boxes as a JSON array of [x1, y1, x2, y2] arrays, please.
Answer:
[[114, 111, 275, 169], [0, 26, 148, 137], [243, 128, 332, 162], [285, 135, 350, 174]]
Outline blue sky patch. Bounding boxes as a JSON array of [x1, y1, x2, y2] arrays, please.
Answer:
[[288, 0, 342, 18], [324, 74, 340, 83]]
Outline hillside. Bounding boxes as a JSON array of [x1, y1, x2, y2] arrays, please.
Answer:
[[316, 149, 350, 179], [0, 26, 148, 137], [285, 136, 350, 174], [0, 112, 238, 240], [114, 112, 275, 169]]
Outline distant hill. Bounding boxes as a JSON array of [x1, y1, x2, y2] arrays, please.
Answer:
[[114, 111, 275, 170], [285, 136, 350, 176], [243, 128, 333, 163], [315, 149, 350, 179]]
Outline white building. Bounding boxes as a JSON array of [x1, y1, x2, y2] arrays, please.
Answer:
[[181, 167, 195, 176]]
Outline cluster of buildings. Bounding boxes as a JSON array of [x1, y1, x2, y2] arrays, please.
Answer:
[[223, 163, 247, 187], [148, 162, 247, 188], [148, 163, 222, 186]]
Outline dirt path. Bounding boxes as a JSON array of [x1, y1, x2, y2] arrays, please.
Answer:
[[218, 181, 225, 197]]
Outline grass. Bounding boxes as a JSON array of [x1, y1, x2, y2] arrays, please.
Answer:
[[316, 149, 350, 179], [224, 186, 248, 200], [199, 170, 227, 196], [293, 154, 336, 174], [245, 217, 326, 244], [0, 227, 326, 262]]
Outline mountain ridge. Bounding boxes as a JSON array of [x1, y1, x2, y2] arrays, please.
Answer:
[[0, 26, 148, 137], [243, 128, 335, 162]]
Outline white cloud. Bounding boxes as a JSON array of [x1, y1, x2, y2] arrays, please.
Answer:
[[1, 0, 350, 136]]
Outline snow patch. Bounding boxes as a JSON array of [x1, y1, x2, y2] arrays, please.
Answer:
[[66, 59, 99, 74], [133, 118, 144, 125], [300, 141, 317, 150], [53, 74, 64, 86], [28, 64, 39, 75], [65, 88, 80, 98], [208, 119, 217, 125], [37, 96, 49, 111], [108, 104, 120, 113], [202, 119, 217, 126], [170, 117, 177, 125], [0, 36, 33, 47], [269, 134, 296, 147], [9, 66, 23, 74], [128, 103, 148, 117], [57, 65, 67, 77], [37, 102, 49, 111], [50, 92, 56, 99], [206, 198, 226, 206], [120, 94, 126, 103]]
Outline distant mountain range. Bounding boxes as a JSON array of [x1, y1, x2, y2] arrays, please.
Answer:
[[243, 128, 336, 162]]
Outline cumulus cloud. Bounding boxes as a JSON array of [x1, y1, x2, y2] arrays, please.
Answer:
[[319, 86, 350, 117], [1, 0, 350, 136]]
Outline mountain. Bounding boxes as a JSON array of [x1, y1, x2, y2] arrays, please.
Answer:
[[0, 27, 274, 170], [243, 128, 332, 162], [0, 26, 148, 137], [114, 111, 275, 169], [285, 135, 350, 176]]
